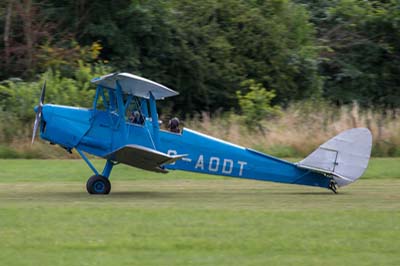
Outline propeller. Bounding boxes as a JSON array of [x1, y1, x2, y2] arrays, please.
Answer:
[[31, 81, 46, 144]]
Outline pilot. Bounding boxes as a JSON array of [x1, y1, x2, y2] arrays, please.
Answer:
[[168, 117, 181, 133], [129, 111, 145, 125]]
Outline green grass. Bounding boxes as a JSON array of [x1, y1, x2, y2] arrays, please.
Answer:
[[0, 158, 399, 266]]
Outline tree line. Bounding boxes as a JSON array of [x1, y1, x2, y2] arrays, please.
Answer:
[[0, 0, 399, 118]]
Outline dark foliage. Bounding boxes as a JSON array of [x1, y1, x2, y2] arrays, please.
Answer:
[[1, 0, 399, 114]]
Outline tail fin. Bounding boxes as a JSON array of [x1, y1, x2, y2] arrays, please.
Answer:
[[297, 128, 372, 187]]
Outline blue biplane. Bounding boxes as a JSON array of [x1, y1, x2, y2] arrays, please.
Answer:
[[32, 73, 372, 194]]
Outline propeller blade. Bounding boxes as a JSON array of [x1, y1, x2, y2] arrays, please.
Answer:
[[31, 111, 41, 144], [32, 81, 46, 144], [40, 80, 46, 106]]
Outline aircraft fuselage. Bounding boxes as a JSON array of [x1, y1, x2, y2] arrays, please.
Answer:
[[39, 104, 331, 189]]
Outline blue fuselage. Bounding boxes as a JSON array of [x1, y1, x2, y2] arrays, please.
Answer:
[[39, 104, 331, 189]]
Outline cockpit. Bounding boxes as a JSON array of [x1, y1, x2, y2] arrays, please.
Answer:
[[91, 72, 181, 134]]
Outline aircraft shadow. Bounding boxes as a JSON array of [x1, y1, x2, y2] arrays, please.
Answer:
[[3, 189, 347, 201], [29, 190, 180, 199]]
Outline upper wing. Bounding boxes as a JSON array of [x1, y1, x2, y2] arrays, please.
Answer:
[[91, 72, 179, 100], [105, 145, 186, 173]]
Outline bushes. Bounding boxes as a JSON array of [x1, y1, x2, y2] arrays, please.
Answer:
[[0, 62, 111, 143], [181, 102, 400, 158], [236, 80, 281, 131]]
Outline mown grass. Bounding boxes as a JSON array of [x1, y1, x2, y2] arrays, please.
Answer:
[[0, 158, 399, 266]]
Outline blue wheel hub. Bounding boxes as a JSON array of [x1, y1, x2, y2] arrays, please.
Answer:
[[93, 180, 105, 193]]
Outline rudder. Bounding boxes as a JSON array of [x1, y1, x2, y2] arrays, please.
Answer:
[[297, 128, 372, 187]]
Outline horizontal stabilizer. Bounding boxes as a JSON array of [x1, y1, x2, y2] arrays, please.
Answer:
[[105, 145, 186, 173], [297, 128, 372, 187]]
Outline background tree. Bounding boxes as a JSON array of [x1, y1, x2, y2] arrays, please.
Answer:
[[236, 79, 281, 131], [1, 0, 400, 116], [296, 0, 400, 109]]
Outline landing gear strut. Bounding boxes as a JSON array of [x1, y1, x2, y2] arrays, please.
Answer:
[[328, 180, 338, 194], [76, 149, 115, 194]]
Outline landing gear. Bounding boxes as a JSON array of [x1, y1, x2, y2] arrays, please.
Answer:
[[328, 180, 338, 194], [86, 175, 111, 194], [76, 149, 115, 195]]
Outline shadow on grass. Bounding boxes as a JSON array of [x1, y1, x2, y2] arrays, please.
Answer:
[[107, 191, 180, 198], [24, 190, 181, 199], [276, 191, 344, 195], [6, 189, 346, 202]]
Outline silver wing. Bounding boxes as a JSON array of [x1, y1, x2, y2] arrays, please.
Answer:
[[105, 145, 186, 173]]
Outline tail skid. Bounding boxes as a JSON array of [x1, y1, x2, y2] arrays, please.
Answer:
[[296, 128, 372, 187]]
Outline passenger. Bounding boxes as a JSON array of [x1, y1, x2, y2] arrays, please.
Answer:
[[129, 111, 145, 125], [168, 117, 181, 133]]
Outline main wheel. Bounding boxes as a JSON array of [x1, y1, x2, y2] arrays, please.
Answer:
[[86, 175, 111, 194]]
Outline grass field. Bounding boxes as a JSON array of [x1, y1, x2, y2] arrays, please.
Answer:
[[0, 158, 399, 266]]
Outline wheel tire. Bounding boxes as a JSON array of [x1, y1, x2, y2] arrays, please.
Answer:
[[86, 175, 111, 194]]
